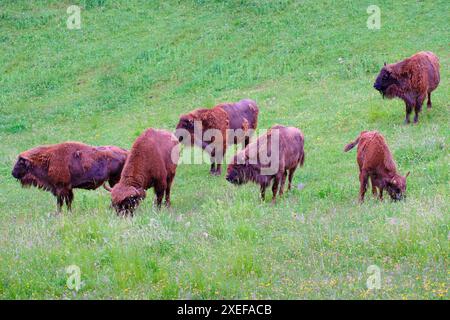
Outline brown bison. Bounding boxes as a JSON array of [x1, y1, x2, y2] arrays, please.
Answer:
[[226, 125, 305, 204], [110, 128, 180, 215], [175, 99, 259, 175], [373, 51, 440, 124], [344, 131, 409, 202], [12, 142, 128, 212]]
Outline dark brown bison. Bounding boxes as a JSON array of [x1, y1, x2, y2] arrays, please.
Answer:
[[175, 99, 259, 175], [226, 125, 305, 204], [12, 142, 128, 212], [373, 51, 440, 124], [110, 128, 180, 215], [344, 131, 409, 202]]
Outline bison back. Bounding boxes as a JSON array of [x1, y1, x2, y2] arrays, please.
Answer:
[[218, 99, 259, 131]]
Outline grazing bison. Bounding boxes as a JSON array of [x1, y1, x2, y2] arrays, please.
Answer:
[[344, 131, 409, 202], [373, 51, 440, 124], [110, 128, 180, 215], [175, 99, 259, 175], [226, 125, 305, 204], [216, 99, 259, 146], [12, 143, 128, 212]]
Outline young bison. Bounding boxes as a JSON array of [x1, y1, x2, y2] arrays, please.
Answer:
[[110, 128, 180, 215], [12, 143, 128, 212], [373, 51, 440, 124], [216, 99, 259, 146], [175, 99, 259, 175], [226, 125, 305, 204], [344, 131, 409, 202]]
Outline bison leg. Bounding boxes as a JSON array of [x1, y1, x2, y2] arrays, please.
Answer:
[[404, 103, 412, 124], [244, 136, 250, 148], [56, 196, 64, 213], [154, 181, 167, 209], [215, 163, 222, 176], [414, 95, 425, 124], [379, 188, 384, 201], [358, 171, 369, 203], [55, 189, 73, 212], [65, 190, 74, 211], [164, 174, 175, 208], [260, 185, 266, 201], [288, 167, 297, 191], [210, 162, 216, 175], [209, 151, 222, 176], [279, 170, 287, 197], [427, 92, 432, 109], [370, 177, 377, 198], [271, 176, 281, 204]]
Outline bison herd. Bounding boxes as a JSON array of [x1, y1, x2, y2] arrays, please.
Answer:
[[11, 51, 440, 215]]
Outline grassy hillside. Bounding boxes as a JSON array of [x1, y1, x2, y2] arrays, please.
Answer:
[[0, 0, 448, 299]]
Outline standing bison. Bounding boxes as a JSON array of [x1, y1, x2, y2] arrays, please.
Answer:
[[175, 99, 259, 175], [110, 128, 180, 215], [226, 125, 305, 204], [12, 142, 128, 212], [344, 131, 409, 202], [373, 51, 440, 124]]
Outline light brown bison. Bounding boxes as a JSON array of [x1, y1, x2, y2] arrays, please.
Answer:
[[12, 142, 128, 211], [344, 131, 409, 202], [226, 125, 305, 204], [110, 128, 180, 215], [374, 51, 440, 124], [175, 99, 259, 175]]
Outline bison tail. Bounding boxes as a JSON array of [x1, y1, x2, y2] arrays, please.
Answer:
[[344, 137, 359, 152], [299, 152, 305, 167]]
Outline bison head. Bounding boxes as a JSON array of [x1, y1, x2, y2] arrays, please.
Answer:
[[12, 156, 31, 180], [226, 153, 247, 185], [111, 184, 146, 215], [385, 172, 409, 201], [373, 64, 400, 98], [175, 114, 196, 145]]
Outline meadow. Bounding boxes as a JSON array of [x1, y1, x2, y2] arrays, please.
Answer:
[[0, 0, 448, 299]]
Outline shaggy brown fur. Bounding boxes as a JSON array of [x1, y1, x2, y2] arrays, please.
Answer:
[[110, 128, 180, 215], [215, 98, 259, 146], [226, 125, 305, 203], [344, 131, 409, 202], [374, 51, 440, 124], [175, 105, 229, 175], [12, 143, 128, 211]]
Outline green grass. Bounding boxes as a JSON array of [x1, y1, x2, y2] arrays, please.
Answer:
[[0, 0, 448, 299]]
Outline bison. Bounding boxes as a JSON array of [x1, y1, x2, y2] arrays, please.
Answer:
[[110, 128, 180, 215], [12, 142, 128, 212], [175, 99, 259, 175], [373, 51, 440, 124], [344, 131, 409, 202], [226, 125, 305, 204]]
